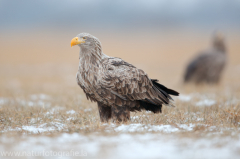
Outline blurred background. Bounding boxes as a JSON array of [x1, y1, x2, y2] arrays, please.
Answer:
[[0, 0, 240, 92]]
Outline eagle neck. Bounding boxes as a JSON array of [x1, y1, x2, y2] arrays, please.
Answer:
[[213, 39, 226, 53], [78, 44, 103, 74]]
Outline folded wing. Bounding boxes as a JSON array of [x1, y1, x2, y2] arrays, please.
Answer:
[[99, 57, 178, 107]]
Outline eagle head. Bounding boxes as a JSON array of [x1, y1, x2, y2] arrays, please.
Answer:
[[71, 33, 100, 48]]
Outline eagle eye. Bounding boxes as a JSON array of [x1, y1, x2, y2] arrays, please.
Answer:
[[82, 37, 87, 40]]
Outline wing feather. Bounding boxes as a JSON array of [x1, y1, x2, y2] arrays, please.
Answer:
[[99, 57, 173, 107]]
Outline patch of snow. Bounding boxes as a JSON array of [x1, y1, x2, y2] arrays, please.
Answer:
[[1, 127, 22, 132], [114, 124, 179, 133], [30, 94, 50, 100], [1, 133, 240, 159], [196, 99, 216, 106], [49, 122, 65, 131], [0, 97, 8, 105], [37, 101, 45, 106], [29, 118, 42, 124], [27, 101, 34, 106], [178, 124, 195, 131], [66, 110, 76, 114], [15, 98, 51, 107], [45, 111, 53, 115], [22, 125, 53, 133], [67, 117, 75, 121], [131, 115, 146, 120], [178, 93, 217, 104], [111, 123, 213, 133], [145, 111, 152, 113], [21, 122, 65, 134], [114, 124, 145, 132], [131, 116, 139, 120], [45, 107, 65, 116], [148, 125, 179, 133], [178, 94, 192, 102], [196, 118, 204, 121]]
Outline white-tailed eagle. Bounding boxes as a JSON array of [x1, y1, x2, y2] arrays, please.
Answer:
[[184, 33, 227, 84], [71, 33, 179, 122]]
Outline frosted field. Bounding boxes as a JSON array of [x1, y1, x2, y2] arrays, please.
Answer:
[[0, 91, 240, 159], [1, 31, 240, 158], [1, 133, 240, 159]]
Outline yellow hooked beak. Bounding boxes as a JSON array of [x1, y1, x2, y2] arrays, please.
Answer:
[[71, 37, 85, 47]]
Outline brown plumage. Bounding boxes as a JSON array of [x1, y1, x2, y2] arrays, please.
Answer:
[[184, 33, 227, 84], [71, 33, 179, 122]]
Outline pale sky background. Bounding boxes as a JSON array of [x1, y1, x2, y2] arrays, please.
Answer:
[[0, 0, 240, 32]]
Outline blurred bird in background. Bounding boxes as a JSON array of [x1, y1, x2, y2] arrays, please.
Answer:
[[184, 32, 227, 84]]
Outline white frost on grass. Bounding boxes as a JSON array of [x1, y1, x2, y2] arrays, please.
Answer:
[[177, 93, 217, 106], [66, 110, 76, 114], [196, 117, 204, 121], [131, 115, 146, 121], [113, 123, 198, 133], [196, 99, 216, 106], [30, 118, 42, 124], [22, 125, 54, 133], [1, 133, 240, 159], [66, 117, 75, 121], [15, 98, 51, 107], [114, 124, 178, 133], [178, 123, 195, 131], [145, 111, 152, 113], [0, 97, 8, 105], [45, 111, 53, 115], [22, 122, 65, 134], [1, 127, 22, 133], [131, 116, 140, 120], [178, 94, 192, 102], [2, 122, 66, 134], [147, 125, 179, 133], [114, 124, 144, 132], [0, 94, 52, 107], [45, 107, 65, 116], [30, 94, 50, 101]]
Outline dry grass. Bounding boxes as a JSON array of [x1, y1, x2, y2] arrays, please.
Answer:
[[0, 85, 240, 135], [0, 30, 240, 137]]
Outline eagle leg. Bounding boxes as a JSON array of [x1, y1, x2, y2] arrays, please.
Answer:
[[111, 105, 130, 123], [97, 102, 112, 122]]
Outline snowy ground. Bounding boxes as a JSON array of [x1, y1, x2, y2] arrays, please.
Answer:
[[1, 89, 240, 159], [1, 92, 240, 158], [0, 133, 240, 159]]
